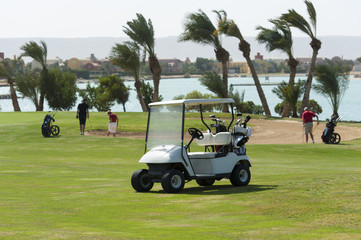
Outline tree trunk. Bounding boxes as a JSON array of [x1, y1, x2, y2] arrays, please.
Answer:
[[9, 80, 21, 112], [135, 80, 148, 112], [221, 60, 229, 112], [239, 40, 271, 116], [148, 55, 162, 102], [37, 94, 44, 111], [215, 47, 230, 112], [282, 58, 299, 117], [301, 38, 321, 111], [123, 103, 126, 112]]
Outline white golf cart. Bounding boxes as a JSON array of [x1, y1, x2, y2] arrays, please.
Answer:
[[131, 98, 252, 193]]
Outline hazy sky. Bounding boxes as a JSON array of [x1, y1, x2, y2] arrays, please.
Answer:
[[2, 0, 361, 38]]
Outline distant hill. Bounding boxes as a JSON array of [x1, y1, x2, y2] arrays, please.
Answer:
[[1, 36, 360, 62]]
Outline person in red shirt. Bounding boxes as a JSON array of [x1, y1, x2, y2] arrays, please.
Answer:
[[302, 107, 319, 143], [106, 110, 119, 137]]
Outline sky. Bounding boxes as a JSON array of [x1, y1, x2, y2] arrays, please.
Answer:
[[2, 0, 361, 39]]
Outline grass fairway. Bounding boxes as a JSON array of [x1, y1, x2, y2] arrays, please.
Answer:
[[0, 112, 360, 239]]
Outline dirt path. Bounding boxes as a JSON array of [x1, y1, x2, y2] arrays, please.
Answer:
[[85, 119, 361, 144]]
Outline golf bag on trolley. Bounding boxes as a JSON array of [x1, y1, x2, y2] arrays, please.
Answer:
[[232, 114, 251, 155], [321, 115, 341, 144], [41, 111, 60, 137]]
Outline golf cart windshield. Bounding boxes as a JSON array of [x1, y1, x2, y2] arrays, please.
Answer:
[[146, 104, 184, 150], [145, 99, 235, 151]]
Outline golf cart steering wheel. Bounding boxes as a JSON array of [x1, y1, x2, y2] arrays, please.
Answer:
[[188, 128, 204, 140]]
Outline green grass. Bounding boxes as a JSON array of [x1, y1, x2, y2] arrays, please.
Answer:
[[0, 112, 360, 239]]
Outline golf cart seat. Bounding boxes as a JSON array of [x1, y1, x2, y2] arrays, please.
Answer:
[[196, 132, 232, 146], [187, 152, 217, 159]]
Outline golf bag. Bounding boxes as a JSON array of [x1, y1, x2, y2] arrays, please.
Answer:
[[41, 112, 60, 137], [232, 115, 252, 155], [321, 115, 341, 144]]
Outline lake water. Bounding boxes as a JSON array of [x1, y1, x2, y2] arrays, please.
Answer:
[[1, 75, 360, 121]]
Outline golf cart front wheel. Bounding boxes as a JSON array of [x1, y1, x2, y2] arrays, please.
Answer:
[[161, 169, 185, 193], [51, 125, 60, 136], [131, 169, 154, 192], [196, 178, 215, 186], [230, 164, 251, 186], [330, 133, 341, 144]]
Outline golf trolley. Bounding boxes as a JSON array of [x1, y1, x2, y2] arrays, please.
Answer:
[[131, 99, 252, 193], [41, 111, 60, 137], [321, 115, 341, 144]]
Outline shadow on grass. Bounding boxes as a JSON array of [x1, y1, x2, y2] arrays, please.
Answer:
[[151, 184, 278, 195]]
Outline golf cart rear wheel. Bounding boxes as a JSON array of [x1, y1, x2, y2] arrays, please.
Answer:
[[161, 169, 185, 193], [330, 133, 341, 144], [196, 178, 215, 186], [51, 125, 60, 136], [230, 164, 251, 186], [131, 169, 154, 192]]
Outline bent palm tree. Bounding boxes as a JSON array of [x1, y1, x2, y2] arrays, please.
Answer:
[[179, 9, 230, 112], [218, 14, 271, 116], [256, 19, 299, 117], [313, 64, 350, 117], [123, 14, 161, 102], [0, 57, 23, 111], [21, 40, 48, 111], [110, 41, 148, 112], [281, 0, 321, 111]]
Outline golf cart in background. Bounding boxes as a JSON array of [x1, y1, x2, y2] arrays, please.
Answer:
[[131, 99, 252, 193], [41, 111, 60, 137]]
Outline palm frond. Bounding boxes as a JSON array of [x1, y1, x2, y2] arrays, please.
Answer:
[[110, 42, 142, 79], [256, 19, 293, 58], [305, 0, 317, 36], [123, 13, 155, 55], [179, 9, 220, 49], [281, 9, 314, 38], [20, 41, 48, 70]]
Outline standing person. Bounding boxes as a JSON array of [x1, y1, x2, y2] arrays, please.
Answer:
[[76, 99, 89, 135], [107, 110, 119, 137], [302, 107, 319, 143]]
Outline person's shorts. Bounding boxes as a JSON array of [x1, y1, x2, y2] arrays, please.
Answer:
[[304, 122, 313, 134], [79, 116, 86, 125], [108, 122, 117, 133]]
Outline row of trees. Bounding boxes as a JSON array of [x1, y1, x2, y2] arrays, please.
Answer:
[[0, 1, 351, 117]]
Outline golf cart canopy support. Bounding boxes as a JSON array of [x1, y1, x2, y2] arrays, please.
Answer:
[[149, 98, 235, 107]]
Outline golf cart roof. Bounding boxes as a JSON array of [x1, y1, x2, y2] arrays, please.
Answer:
[[149, 98, 235, 107]]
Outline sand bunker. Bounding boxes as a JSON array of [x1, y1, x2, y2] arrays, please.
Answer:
[[85, 119, 361, 144]]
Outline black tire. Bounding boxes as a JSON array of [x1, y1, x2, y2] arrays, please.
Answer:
[[230, 164, 251, 186], [196, 178, 215, 186], [161, 169, 185, 193], [131, 169, 154, 192], [51, 125, 60, 136], [330, 133, 341, 144]]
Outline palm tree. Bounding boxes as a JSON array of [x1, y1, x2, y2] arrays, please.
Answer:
[[20, 40, 48, 111], [273, 80, 305, 118], [256, 19, 299, 117], [0, 57, 23, 111], [123, 13, 161, 102], [110, 41, 148, 112], [179, 9, 230, 112], [313, 64, 350, 117], [15, 72, 41, 110], [281, 0, 321, 111], [217, 13, 271, 116]]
